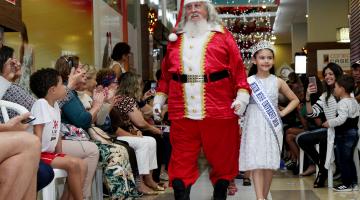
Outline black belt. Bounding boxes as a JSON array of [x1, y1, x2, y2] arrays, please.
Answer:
[[172, 70, 229, 83]]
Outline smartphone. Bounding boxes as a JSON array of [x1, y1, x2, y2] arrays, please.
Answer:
[[21, 116, 36, 124], [308, 76, 318, 93], [295, 55, 307, 74], [150, 82, 157, 93]]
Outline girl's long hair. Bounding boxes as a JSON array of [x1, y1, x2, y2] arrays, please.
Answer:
[[322, 62, 343, 103], [248, 49, 275, 77]]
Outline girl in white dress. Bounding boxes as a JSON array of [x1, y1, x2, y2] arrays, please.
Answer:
[[239, 41, 299, 200]]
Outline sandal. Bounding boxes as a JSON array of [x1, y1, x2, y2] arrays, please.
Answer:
[[243, 178, 251, 186]]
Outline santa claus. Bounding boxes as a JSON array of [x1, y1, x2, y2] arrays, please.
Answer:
[[153, 0, 250, 199]]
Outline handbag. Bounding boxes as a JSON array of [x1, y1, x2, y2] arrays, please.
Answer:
[[61, 123, 90, 141], [88, 126, 112, 144]]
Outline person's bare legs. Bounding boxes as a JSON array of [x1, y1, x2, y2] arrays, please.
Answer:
[[144, 170, 161, 188], [252, 169, 265, 199], [0, 132, 40, 200], [263, 169, 274, 199], [51, 155, 85, 200], [138, 175, 156, 194]]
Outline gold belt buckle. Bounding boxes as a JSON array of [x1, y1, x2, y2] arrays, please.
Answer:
[[187, 74, 204, 83]]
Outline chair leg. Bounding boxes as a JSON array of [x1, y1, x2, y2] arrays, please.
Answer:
[[299, 149, 304, 175], [42, 179, 56, 200]]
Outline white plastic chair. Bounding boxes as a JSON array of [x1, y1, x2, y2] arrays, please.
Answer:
[[0, 100, 29, 122], [42, 169, 68, 200]]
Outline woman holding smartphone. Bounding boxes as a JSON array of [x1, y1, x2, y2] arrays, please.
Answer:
[[296, 62, 343, 188]]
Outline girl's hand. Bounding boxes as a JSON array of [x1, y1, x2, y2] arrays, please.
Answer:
[[322, 121, 329, 128], [306, 83, 317, 95]]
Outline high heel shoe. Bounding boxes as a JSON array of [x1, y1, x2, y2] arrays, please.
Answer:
[[313, 170, 327, 188]]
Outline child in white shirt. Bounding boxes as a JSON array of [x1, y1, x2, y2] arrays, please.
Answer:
[[30, 68, 87, 200], [323, 75, 360, 192]]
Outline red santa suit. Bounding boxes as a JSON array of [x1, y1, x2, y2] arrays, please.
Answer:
[[155, 24, 250, 187]]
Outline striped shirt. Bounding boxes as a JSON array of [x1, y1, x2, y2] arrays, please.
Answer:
[[307, 93, 337, 121]]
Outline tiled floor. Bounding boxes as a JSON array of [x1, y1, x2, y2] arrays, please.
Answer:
[[138, 168, 360, 200]]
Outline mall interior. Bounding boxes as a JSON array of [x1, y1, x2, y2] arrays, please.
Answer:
[[1, 0, 360, 199]]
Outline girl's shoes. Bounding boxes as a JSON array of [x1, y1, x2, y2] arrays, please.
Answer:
[[243, 178, 251, 186]]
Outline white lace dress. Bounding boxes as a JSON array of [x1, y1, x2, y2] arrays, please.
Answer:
[[239, 74, 283, 170]]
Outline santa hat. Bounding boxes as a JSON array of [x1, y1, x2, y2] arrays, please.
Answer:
[[168, 0, 210, 42]]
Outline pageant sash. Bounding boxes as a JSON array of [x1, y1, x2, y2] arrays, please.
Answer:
[[248, 75, 283, 152]]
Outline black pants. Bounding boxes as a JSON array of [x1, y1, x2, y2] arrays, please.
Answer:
[[296, 128, 327, 171], [334, 129, 359, 186], [37, 161, 55, 191]]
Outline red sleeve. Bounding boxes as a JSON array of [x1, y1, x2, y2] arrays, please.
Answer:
[[156, 49, 173, 97], [224, 29, 251, 94]]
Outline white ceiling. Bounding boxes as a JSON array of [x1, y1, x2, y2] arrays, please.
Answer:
[[273, 0, 307, 44]]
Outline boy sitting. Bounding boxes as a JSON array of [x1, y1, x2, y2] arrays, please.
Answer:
[[30, 68, 87, 200]]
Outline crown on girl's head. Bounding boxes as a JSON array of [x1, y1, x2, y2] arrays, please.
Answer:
[[250, 40, 275, 57]]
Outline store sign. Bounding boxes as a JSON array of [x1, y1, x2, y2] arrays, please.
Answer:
[[5, 0, 16, 5], [317, 49, 350, 71]]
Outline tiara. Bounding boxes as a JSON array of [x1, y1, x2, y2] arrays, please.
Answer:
[[250, 40, 275, 57]]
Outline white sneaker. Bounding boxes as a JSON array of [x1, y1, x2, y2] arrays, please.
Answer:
[[333, 184, 353, 192], [352, 184, 359, 191]]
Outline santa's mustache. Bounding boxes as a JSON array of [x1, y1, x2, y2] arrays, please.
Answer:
[[190, 13, 200, 18]]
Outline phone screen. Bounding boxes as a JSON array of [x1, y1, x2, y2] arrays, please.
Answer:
[[308, 76, 318, 93], [21, 116, 36, 124], [151, 82, 157, 89], [295, 55, 307, 74]]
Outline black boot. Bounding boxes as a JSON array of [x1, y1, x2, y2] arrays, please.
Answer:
[[172, 179, 191, 200], [213, 179, 229, 200]]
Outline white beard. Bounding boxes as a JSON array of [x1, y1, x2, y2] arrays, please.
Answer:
[[183, 19, 209, 37]]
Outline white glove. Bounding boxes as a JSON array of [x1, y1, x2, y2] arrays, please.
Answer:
[[230, 91, 250, 116], [153, 94, 167, 121], [153, 103, 162, 121]]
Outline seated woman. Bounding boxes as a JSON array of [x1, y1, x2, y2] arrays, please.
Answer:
[[77, 66, 140, 199], [0, 45, 57, 191], [54, 56, 102, 199], [110, 72, 164, 194], [0, 113, 40, 199]]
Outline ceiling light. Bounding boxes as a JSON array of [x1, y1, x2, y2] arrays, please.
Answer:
[[305, 14, 308, 18]]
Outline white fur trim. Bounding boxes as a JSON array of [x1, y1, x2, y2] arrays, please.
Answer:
[[184, 0, 210, 5], [168, 33, 178, 42]]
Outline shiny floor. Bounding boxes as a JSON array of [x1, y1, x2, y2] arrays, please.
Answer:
[[139, 168, 360, 200]]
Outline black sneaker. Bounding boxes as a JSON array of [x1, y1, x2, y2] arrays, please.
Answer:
[[333, 184, 353, 192]]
